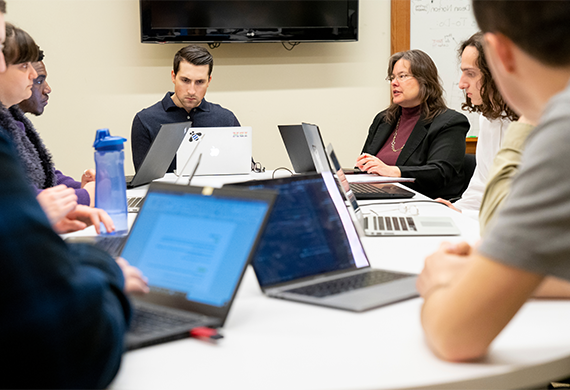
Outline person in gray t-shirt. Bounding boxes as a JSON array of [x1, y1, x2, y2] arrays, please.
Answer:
[[416, 0, 570, 362]]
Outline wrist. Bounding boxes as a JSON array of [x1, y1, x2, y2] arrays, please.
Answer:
[[392, 166, 402, 177]]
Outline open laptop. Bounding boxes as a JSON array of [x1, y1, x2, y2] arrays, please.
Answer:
[[227, 172, 418, 312], [69, 182, 276, 350], [278, 124, 316, 174], [176, 126, 252, 176], [127, 150, 203, 213], [278, 123, 415, 200], [126, 121, 191, 189], [326, 144, 460, 237]]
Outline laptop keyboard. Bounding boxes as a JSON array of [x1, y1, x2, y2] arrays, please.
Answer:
[[349, 183, 387, 194], [94, 235, 128, 257], [127, 196, 144, 212], [285, 270, 411, 298], [364, 216, 417, 232], [130, 303, 204, 337]]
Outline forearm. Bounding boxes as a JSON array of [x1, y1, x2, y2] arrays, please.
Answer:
[[55, 170, 81, 188], [57, 244, 131, 388], [74, 187, 90, 206], [421, 254, 543, 361], [533, 276, 570, 298]]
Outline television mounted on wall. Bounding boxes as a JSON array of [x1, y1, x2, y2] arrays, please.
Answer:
[[140, 0, 359, 43]]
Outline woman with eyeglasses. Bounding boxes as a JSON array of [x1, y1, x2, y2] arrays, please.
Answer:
[[356, 49, 470, 199]]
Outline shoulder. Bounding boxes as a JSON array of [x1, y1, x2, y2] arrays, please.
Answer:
[[434, 108, 469, 124], [540, 83, 570, 132], [135, 93, 172, 120], [428, 109, 470, 132], [369, 109, 389, 128], [372, 109, 388, 122], [204, 100, 237, 117]]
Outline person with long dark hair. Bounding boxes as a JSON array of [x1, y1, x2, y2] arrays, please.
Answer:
[[356, 49, 470, 199], [437, 32, 524, 219]]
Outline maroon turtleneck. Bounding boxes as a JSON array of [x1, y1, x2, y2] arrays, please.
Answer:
[[376, 105, 421, 165]]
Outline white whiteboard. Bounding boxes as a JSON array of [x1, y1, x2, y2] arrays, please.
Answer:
[[410, 0, 480, 136]]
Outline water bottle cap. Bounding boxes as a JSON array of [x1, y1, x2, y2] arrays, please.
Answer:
[[93, 128, 126, 150]]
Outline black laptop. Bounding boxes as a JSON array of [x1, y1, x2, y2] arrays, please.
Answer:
[[278, 123, 415, 200], [126, 121, 191, 188], [68, 182, 276, 350], [227, 172, 418, 312]]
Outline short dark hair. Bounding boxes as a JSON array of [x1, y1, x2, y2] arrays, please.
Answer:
[[473, 0, 570, 67], [3, 23, 39, 66], [385, 49, 448, 124], [459, 32, 518, 121], [173, 44, 213, 76], [0, 0, 6, 13], [37, 49, 44, 62]]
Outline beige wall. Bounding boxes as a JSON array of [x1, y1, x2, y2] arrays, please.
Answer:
[[6, 0, 391, 178]]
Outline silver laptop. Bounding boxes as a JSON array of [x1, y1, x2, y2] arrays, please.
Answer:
[[175, 126, 252, 176], [70, 182, 276, 350], [227, 172, 418, 312], [126, 121, 191, 188], [325, 143, 460, 237]]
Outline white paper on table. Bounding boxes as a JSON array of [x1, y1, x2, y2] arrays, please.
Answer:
[[345, 175, 415, 184]]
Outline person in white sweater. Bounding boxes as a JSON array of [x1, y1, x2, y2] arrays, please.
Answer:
[[436, 32, 518, 219]]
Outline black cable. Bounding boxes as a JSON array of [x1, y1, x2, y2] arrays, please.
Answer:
[[281, 41, 300, 51], [272, 167, 294, 179]]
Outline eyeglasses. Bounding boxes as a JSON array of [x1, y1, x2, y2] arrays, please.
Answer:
[[385, 74, 414, 83]]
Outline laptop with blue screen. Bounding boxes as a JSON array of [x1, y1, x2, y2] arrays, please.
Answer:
[[71, 182, 276, 350], [227, 172, 418, 312]]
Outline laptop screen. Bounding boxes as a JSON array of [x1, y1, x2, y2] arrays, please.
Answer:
[[301, 122, 331, 174], [231, 172, 369, 288], [121, 188, 271, 307], [326, 144, 361, 213]]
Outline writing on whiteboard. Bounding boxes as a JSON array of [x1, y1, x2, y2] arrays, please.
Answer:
[[414, 4, 472, 14], [411, 0, 480, 136]]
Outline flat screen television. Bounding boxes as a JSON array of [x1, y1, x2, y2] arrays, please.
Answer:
[[140, 0, 358, 43]]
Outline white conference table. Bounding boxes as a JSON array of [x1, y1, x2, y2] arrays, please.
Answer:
[[108, 173, 570, 390]]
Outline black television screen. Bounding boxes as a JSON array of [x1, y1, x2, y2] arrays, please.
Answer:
[[140, 0, 358, 43]]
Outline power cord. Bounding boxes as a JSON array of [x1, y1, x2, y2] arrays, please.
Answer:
[[272, 167, 294, 179], [281, 41, 300, 51]]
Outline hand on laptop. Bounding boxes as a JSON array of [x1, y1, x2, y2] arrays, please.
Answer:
[[356, 154, 402, 177], [116, 257, 149, 295], [53, 205, 115, 234]]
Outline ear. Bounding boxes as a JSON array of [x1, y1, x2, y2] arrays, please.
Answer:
[[484, 32, 516, 74], [171, 70, 176, 84]]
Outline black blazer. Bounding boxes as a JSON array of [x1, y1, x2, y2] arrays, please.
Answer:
[[361, 108, 470, 199]]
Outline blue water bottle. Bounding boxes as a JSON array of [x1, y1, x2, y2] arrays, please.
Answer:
[[93, 129, 128, 234]]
